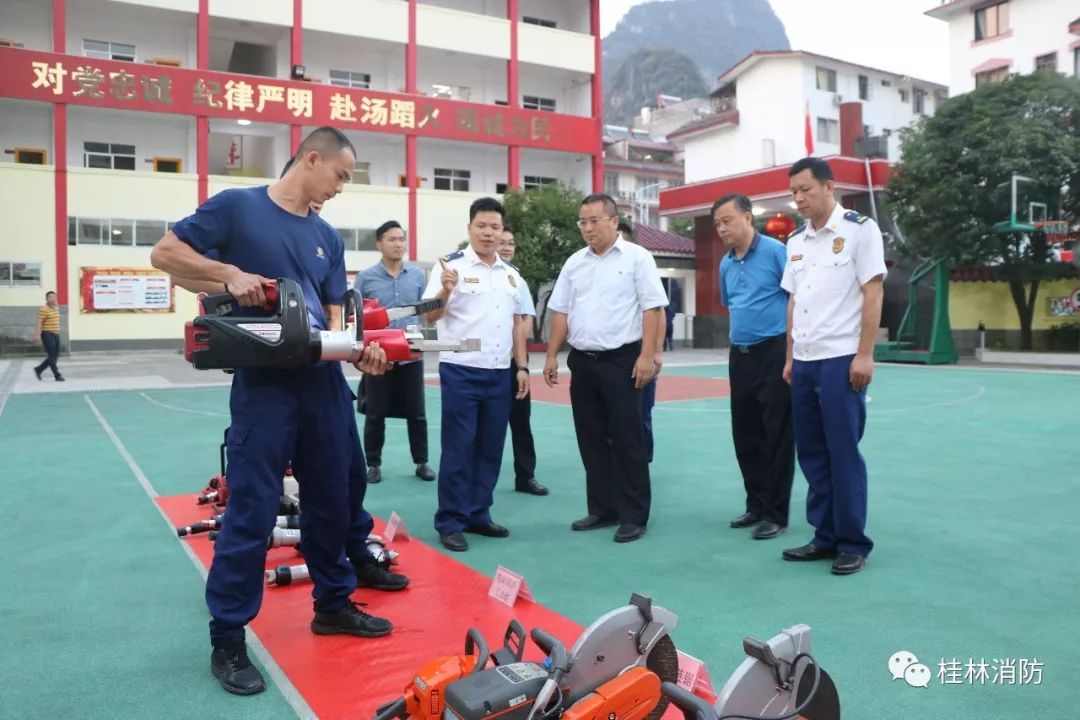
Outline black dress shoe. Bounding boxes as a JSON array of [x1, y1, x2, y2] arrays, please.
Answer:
[[311, 600, 393, 637], [832, 553, 867, 575], [440, 532, 468, 551], [352, 557, 409, 591], [571, 514, 618, 531], [730, 512, 760, 529], [751, 521, 786, 540], [782, 543, 838, 561], [367, 466, 381, 484], [464, 522, 509, 538], [515, 478, 549, 496], [211, 643, 266, 695], [415, 463, 436, 481], [614, 524, 646, 543]]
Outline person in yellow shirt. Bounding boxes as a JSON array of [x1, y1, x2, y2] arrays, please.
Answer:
[[34, 291, 64, 381]]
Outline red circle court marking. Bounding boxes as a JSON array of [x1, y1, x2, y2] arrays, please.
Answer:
[[426, 374, 730, 405]]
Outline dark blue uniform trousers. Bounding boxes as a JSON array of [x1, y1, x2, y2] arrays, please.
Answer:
[[207, 364, 355, 645], [641, 378, 656, 463], [347, 414, 375, 559], [790, 355, 873, 557], [435, 363, 512, 535]]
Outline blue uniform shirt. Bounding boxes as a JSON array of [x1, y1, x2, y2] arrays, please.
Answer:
[[352, 262, 427, 330], [719, 233, 788, 346], [172, 186, 345, 331]]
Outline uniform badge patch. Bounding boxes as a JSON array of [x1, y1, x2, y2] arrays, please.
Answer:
[[464, 276, 479, 284], [508, 275, 517, 288], [791, 254, 803, 262], [316, 246, 325, 258], [832, 237, 845, 254]]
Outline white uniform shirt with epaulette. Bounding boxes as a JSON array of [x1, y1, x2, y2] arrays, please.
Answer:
[[423, 246, 524, 369], [780, 203, 887, 362]]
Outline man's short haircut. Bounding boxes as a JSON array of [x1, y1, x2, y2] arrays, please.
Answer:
[[617, 218, 634, 238], [788, 157, 834, 183], [712, 193, 753, 216], [469, 197, 506, 222], [295, 126, 356, 162], [46, 290, 56, 297], [375, 220, 403, 241], [502, 223, 513, 234], [581, 193, 618, 218]]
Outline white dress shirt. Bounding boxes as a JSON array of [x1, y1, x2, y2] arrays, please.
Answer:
[[780, 203, 888, 362], [422, 246, 523, 369], [547, 238, 669, 352]]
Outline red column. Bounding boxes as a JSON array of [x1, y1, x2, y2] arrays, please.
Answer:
[[406, 0, 418, 260], [694, 214, 726, 317], [290, 0, 303, 154], [839, 101, 863, 157], [506, 0, 519, 190], [196, 0, 209, 204], [589, 0, 603, 193], [52, 0, 68, 305]]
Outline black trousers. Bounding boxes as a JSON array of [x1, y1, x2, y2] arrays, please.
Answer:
[[360, 359, 428, 466], [509, 359, 536, 483], [35, 331, 61, 378], [728, 334, 795, 526], [567, 342, 650, 526]]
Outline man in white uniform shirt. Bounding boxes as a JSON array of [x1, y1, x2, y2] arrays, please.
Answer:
[[543, 193, 668, 543], [423, 197, 530, 553], [779, 157, 886, 576]]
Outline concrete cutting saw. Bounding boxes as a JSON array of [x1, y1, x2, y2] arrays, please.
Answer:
[[183, 277, 479, 370]]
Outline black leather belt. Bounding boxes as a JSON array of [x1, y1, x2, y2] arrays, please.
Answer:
[[732, 334, 785, 354], [574, 341, 641, 359]]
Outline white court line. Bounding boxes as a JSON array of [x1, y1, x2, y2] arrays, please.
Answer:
[[140, 392, 230, 418], [653, 384, 989, 415], [0, 360, 20, 421], [84, 395, 315, 719]]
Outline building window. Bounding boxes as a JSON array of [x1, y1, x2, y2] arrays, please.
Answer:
[[604, 172, 619, 195], [68, 217, 167, 246], [432, 84, 470, 101], [352, 161, 371, 185], [329, 70, 371, 89], [816, 118, 839, 144], [335, 228, 379, 252], [524, 175, 556, 190], [975, 66, 1010, 87], [522, 16, 556, 28], [14, 148, 47, 164], [913, 89, 926, 115], [815, 67, 837, 92], [0, 261, 42, 287], [899, 88, 910, 103], [434, 168, 470, 192], [1034, 53, 1057, 73], [153, 157, 181, 173], [83, 38, 135, 61], [858, 74, 872, 100], [523, 95, 556, 112], [974, 2, 1009, 41], [84, 142, 135, 170], [636, 177, 659, 200]]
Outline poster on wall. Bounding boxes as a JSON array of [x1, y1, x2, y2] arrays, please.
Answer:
[[80, 267, 174, 313]]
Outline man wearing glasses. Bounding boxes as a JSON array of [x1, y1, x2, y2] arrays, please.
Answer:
[[543, 194, 668, 543]]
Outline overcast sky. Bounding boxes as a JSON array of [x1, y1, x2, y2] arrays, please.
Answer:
[[600, 0, 951, 86]]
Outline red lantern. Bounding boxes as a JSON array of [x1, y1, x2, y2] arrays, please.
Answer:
[[765, 213, 797, 240]]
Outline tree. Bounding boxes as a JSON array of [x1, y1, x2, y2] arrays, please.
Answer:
[[502, 182, 587, 341], [886, 72, 1080, 350]]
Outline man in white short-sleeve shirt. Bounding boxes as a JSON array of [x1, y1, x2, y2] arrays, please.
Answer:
[[543, 193, 668, 544], [778, 157, 886, 576]]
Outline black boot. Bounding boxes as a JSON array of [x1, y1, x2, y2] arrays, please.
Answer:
[[311, 600, 393, 637], [351, 554, 409, 591], [210, 642, 265, 695]]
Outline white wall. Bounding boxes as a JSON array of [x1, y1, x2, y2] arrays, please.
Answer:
[[301, 32, 405, 92], [209, 0, 291, 26], [68, 0, 197, 66], [520, 149, 590, 191], [418, 138, 506, 194], [421, 0, 505, 18], [68, 106, 194, 172], [518, 63, 592, 117], [683, 57, 803, 183], [417, 47, 507, 105], [108, 0, 198, 12], [940, 0, 1079, 95], [0, 165, 55, 307], [207, 119, 288, 178], [303, 0, 407, 44], [340, 131, 406, 188], [0, 0, 53, 51], [0, 100, 54, 165]]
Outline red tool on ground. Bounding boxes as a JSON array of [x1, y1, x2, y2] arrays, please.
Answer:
[[183, 278, 479, 370]]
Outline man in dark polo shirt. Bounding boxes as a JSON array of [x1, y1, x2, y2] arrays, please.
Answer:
[[715, 194, 794, 540]]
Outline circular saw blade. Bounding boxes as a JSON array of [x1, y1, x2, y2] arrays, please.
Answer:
[[644, 635, 680, 720], [794, 663, 841, 720]]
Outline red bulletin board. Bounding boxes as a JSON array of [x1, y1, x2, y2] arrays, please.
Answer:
[[80, 267, 175, 313]]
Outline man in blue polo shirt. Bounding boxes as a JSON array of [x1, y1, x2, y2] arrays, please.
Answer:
[[716, 193, 795, 541]]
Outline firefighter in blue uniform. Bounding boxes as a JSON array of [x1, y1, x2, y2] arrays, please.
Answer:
[[151, 127, 396, 696], [779, 157, 886, 576], [423, 197, 530, 552]]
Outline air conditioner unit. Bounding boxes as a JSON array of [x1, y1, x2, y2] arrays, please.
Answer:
[[832, 94, 845, 105]]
